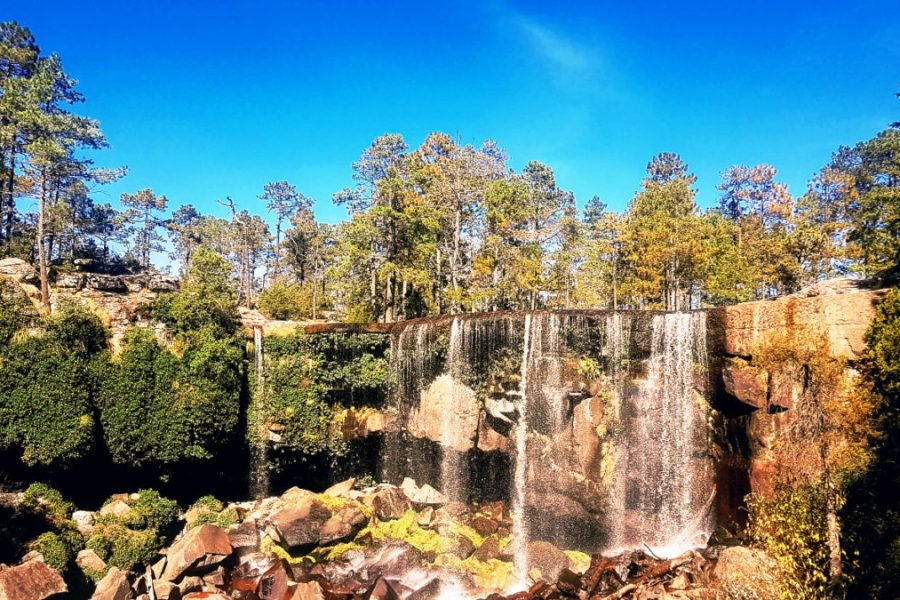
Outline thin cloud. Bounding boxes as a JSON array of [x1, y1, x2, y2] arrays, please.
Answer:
[[516, 16, 597, 74]]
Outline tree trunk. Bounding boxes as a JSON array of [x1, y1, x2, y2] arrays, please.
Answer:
[[37, 173, 50, 310], [274, 219, 282, 281]]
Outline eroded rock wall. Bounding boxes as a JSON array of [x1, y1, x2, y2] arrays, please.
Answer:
[[709, 280, 885, 509]]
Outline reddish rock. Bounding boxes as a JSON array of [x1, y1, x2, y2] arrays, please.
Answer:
[[720, 285, 882, 360], [365, 577, 402, 600], [0, 559, 67, 600], [90, 567, 131, 600], [319, 505, 368, 545], [289, 581, 326, 600], [270, 499, 331, 549], [162, 524, 233, 581], [372, 488, 411, 521], [323, 478, 355, 497], [473, 536, 501, 562], [76, 548, 106, 573], [471, 515, 499, 536], [526, 541, 568, 583], [722, 358, 767, 409]]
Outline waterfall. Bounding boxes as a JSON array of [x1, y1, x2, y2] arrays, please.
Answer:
[[512, 312, 532, 582], [249, 326, 269, 500], [608, 311, 713, 557], [440, 317, 467, 501]]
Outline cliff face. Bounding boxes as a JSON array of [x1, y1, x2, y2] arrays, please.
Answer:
[[709, 280, 885, 517]]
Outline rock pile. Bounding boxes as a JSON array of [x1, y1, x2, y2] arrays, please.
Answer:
[[0, 481, 780, 599]]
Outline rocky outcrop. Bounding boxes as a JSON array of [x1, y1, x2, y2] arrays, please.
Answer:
[[714, 279, 885, 502], [714, 279, 883, 360], [0, 258, 38, 284], [407, 375, 480, 453]]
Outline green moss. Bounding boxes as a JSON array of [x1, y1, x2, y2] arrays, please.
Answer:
[[564, 550, 591, 574], [433, 554, 517, 591], [317, 541, 366, 561], [358, 510, 456, 555]]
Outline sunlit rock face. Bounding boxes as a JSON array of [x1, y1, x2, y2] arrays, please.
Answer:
[[385, 310, 718, 567]]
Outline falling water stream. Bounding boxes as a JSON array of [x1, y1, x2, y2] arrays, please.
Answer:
[[249, 326, 270, 500], [512, 312, 532, 581]]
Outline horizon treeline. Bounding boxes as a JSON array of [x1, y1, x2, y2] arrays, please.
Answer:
[[1, 21, 897, 321]]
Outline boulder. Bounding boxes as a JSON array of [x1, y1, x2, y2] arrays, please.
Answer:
[[289, 581, 325, 600], [85, 274, 128, 293], [471, 515, 499, 536], [318, 504, 367, 545], [713, 546, 783, 599], [90, 567, 131, 600], [76, 548, 106, 573], [270, 499, 331, 549], [408, 375, 479, 452], [473, 535, 501, 562], [400, 478, 447, 506], [0, 558, 67, 600], [227, 521, 260, 555], [72, 510, 96, 534], [0, 258, 38, 284], [147, 275, 179, 292], [161, 524, 233, 581], [525, 541, 568, 583], [323, 478, 355, 498], [150, 581, 180, 600], [373, 487, 411, 521], [100, 499, 133, 520]]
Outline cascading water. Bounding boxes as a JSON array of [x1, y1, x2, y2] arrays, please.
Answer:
[[249, 326, 270, 500], [512, 312, 532, 582], [440, 317, 467, 501], [384, 309, 714, 574], [607, 311, 713, 557]]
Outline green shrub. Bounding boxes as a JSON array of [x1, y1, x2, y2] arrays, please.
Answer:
[[0, 302, 108, 466], [98, 327, 242, 466], [124, 490, 180, 542], [0, 279, 37, 344], [258, 280, 309, 320], [32, 532, 75, 574], [22, 483, 74, 520], [151, 248, 239, 339], [86, 522, 160, 571]]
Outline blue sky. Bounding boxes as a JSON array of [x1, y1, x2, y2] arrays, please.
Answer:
[[8, 0, 899, 226]]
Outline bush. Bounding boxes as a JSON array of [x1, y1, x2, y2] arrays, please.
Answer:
[[98, 327, 242, 466], [746, 486, 831, 598], [124, 489, 180, 542], [0, 305, 108, 466], [258, 280, 310, 320], [32, 531, 76, 574], [86, 522, 160, 571], [151, 248, 239, 339], [22, 483, 74, 521], [0, 279, 37, 345]]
